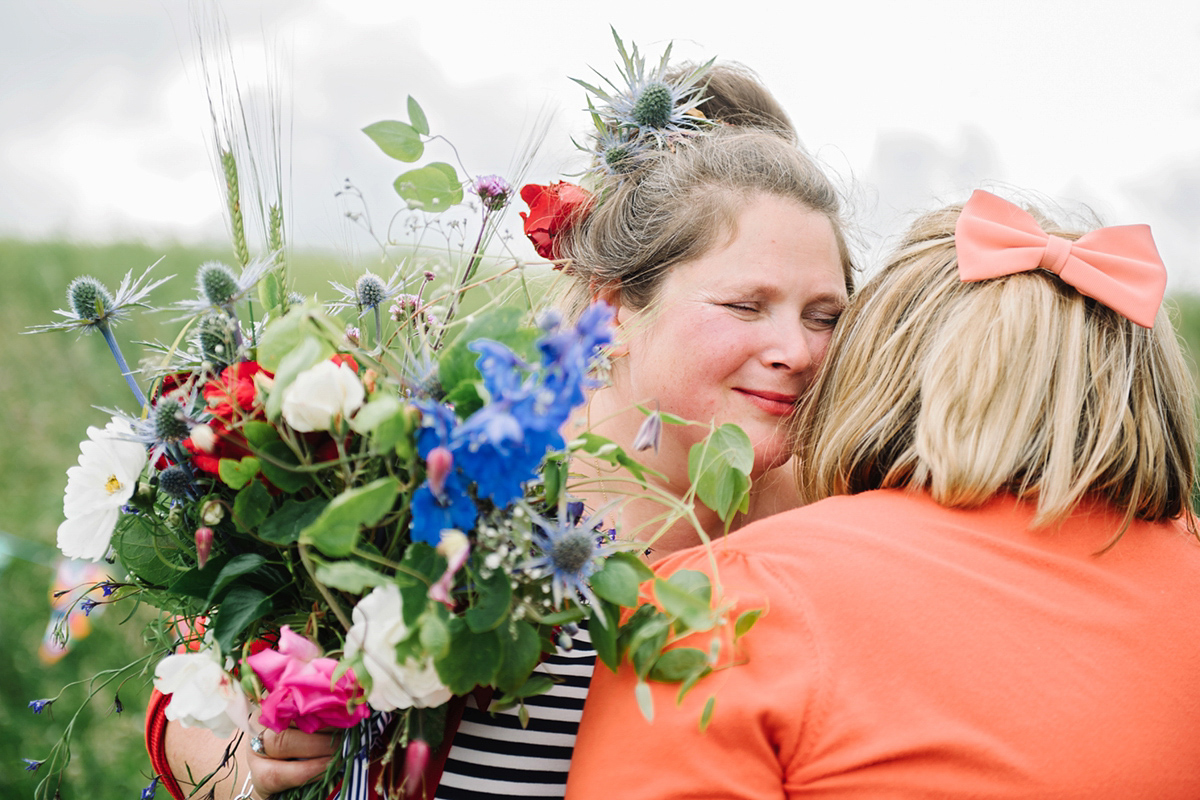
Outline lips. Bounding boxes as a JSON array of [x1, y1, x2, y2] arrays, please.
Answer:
[[734, 389, 799, 417]]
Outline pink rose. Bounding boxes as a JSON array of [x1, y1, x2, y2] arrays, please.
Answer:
[[245, 626, 369, 733]]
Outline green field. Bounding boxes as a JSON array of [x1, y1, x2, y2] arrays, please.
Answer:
[[2, 238, 1198, 799]]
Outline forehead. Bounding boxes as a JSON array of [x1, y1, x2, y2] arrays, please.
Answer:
[[666, 195, 846, 296]]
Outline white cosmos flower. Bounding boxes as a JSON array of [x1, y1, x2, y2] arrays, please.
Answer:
[[345, 584, 451, 710], [153, 648, 252, 738], [280, 360, 365, 432], [57, 416, 147, 561]]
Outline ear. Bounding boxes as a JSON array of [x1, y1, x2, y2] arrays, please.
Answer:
[[592, 282, 630, 357]]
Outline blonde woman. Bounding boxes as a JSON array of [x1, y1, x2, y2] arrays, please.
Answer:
[[567, 190, 1200, 799]]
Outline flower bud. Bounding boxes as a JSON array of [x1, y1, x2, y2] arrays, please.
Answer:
[[425, 447, 453, 498], [403, 739, 431, 798], [632, 408, 662, 453], [197, 262, 239, 306], [190, 423, 217, 453], [68, 276, 115, 322], [195, 527, 214, 569], [201, 499, 225, 526], [362, 368, 379, 395]]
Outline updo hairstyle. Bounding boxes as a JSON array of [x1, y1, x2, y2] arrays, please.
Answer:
[[557, 63, 853, 316]]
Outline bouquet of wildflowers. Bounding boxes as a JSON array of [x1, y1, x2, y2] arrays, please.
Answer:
[[24, 30, 763, 800]]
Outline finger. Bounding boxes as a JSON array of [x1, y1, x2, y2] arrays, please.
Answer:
[[250, 729, 335, 761], [268, 727, 339, 759], [250, 753, 333, 796]]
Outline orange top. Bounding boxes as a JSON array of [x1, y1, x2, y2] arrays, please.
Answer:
[[567, 490, 1200, 799]]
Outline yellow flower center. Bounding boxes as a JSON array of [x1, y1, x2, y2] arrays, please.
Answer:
[[105, 474, 123, 495]]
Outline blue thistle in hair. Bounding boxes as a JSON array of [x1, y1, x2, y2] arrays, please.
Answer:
[[572, 27, 715, 153]]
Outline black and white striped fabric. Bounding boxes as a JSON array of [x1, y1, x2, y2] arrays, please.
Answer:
[[434, 628, 595, 799]]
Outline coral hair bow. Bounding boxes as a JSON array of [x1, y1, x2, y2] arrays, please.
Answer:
[[955, 189, 1166, 328]]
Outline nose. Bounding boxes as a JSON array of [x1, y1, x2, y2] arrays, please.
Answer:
[[761, 321, 817, 374]]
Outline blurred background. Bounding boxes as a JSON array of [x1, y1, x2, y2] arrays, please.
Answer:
[[3, 1, 1198, 797]]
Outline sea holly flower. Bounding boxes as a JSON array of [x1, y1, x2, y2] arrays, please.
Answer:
[[280, 359, 365, 432], [25, 264, 170, 408], [171, 258, 276, 318], [57, 417, 148, 562], [246, 627, 369, 733], [345, 585, 452, 711], [153, 646, 252, 739], [572, 28, 714, 151], [330, 268, 408, 347], [524, 507, 615, 612]]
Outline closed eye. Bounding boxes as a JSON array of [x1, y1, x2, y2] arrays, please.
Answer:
[[722, 302, 759, 313]]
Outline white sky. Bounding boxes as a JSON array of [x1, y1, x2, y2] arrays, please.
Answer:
[[3, 0, 1199, 285]]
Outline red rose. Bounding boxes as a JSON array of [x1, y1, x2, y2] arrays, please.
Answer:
[[204, 361, 271, 421], [519, 182, 592, 262]]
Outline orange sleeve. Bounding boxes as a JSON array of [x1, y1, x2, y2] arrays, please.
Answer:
[[565, 546, 821, 800]]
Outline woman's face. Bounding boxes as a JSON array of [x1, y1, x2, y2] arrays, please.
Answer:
[[612, 193, 847, 478]]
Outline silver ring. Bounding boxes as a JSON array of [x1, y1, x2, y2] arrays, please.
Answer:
[[250, 735, 266, 756]]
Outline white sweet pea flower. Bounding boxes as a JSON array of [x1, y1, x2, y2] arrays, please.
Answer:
[[153, 648, 251, 738], [345, 584, 451, 710], [57, 416, 147, 561], [280, 359, 364, 432]]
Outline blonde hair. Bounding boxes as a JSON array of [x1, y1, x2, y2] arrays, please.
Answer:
[[796, 201, 1197, 540], [561, 126, 855, 315]]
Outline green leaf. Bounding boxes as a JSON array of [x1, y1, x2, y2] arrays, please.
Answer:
[[363, 120, 424, 162], [407, 96, 429, 136], [654, 571, 717, 633], [206, 554, 267, 604], [218, 456, 260, 490], [635, 680, 654, 723], [699, 695, 716, 731], [528, 606, 587, 627], [258, 497, 326, 545], [494, 619, 541, 694], [734, 608, 764, 641], [465, 565, 513, 633], [313, 561, 392, 594], [299, 476, 400, 557], [419, 609, 451, 659], [570, 432, 657, 483], [241, 420, 280, 449], [233, 480, 272, 532], [605, 550, 655, 582], [687, 423, 755, 521], [504, 673, 554, 700], [436, 619, 501, 695], [213, 585, 273, 654], [265, 335, 335, 420], [349, 395, 403, 435], [542, 454, 566, 509], [665, 568, 712, 602], [393, 162, 463, 212], [627, 615, 671, 680], [257, 440, 312, 493], [258, 270, 283, 315], [256, 305, 323, 372], [648, 647, 708, 683], [589, 599, 620, 671], [112, 514, 190, 589], [396, 543, 444, 628], [590, 556, 643, 608]]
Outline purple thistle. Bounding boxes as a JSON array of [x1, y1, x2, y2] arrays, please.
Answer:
[[28, 698, 52, 714], [473, 175, 511, 212]]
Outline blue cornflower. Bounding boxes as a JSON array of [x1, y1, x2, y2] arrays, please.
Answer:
[[28, 698, 52, 714], [23, 758, 42, 772], [410, 472, 478, 545], [142, 777, 159, 799]]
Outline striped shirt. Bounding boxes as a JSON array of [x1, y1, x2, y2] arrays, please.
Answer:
[[435, 628, 595, 799]]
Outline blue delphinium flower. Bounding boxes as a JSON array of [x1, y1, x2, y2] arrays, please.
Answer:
[[81, 598, 98, 616], [28, 698, 52, 714], [410, 472, 478, 546], [23, 758, 42, 772], [142, 776, 159, 799]]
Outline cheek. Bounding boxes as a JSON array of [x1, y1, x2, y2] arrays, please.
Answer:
[[809, 330, 835, 370]]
